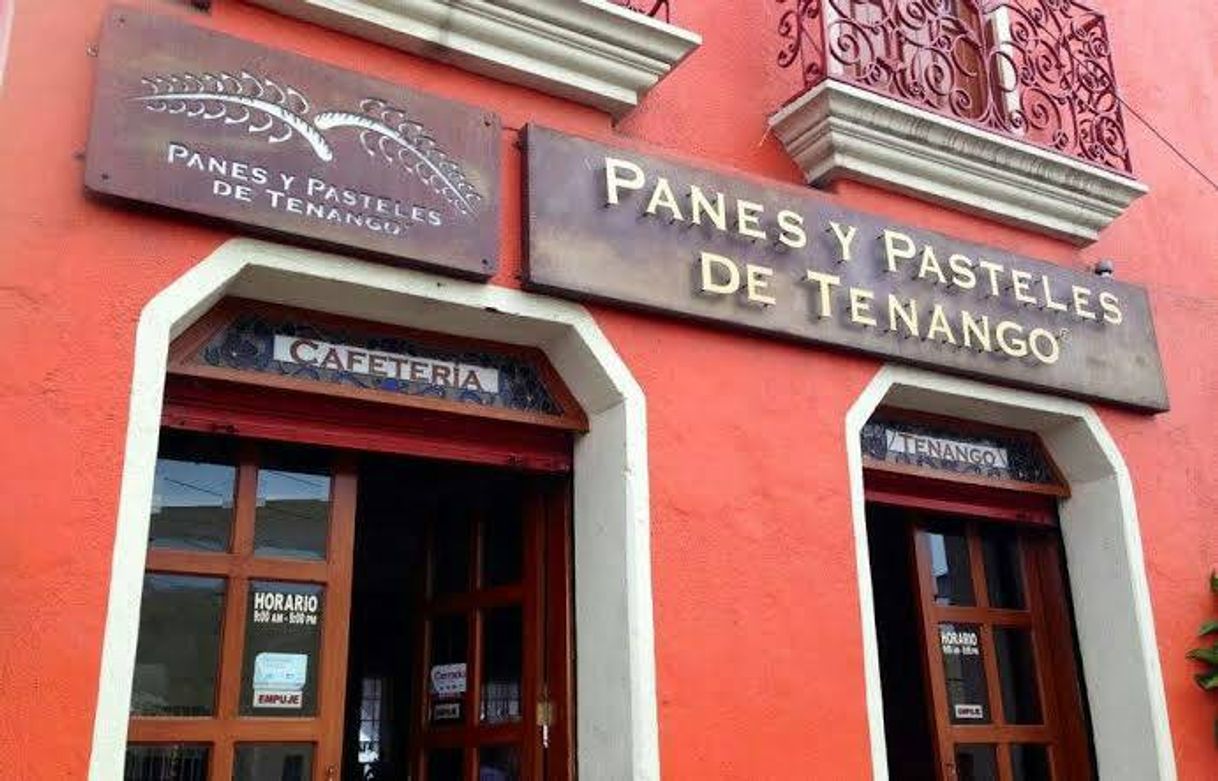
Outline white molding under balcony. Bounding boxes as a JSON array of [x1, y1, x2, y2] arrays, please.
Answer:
[[246, 0, 702, 117], [769, 80, 1148, 245]]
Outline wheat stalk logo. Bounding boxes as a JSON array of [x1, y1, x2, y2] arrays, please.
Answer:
[[132, 71, 484, 217]]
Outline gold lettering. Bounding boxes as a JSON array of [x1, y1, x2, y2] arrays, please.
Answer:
[[978, 259, 1005, 297], [604, 157, 645, 205], [960, 310, 992, 352], [776, 209, 807, 249], [926, 304, 958, 345], [1011, 269, 1037, 305], [849, 287, 876, 327], [804, 270, 841, 318], [948, 254, 977, 290], [690, 185, 727, 231], [1028, 328, 1061, 364], [1098, 291, 1123, 325], [645, 176, 684, 221], [918, 246, 947, 285], [829, 221, 858, 262], [883, 229, 916, 272], [736, 200, 767, 240], [1041, 275, 1068, 312], [887, 295, 920, 338], [1072, 285, 1096, 320], [700, 252, 740, 295], [745, 264, 777, 305], [995, 320, 1028, 358]]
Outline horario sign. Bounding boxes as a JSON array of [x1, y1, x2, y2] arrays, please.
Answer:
[[524, 126, 1169, 411], [85, 7, 500, 277]]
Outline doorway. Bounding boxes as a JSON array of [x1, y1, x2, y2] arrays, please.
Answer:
[[343, 455, 570, 781], [124, 429, 572, 781], [867, 501, 1095, 780]]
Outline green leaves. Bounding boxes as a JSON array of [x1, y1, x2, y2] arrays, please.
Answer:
[[1187, 645, 1218, 666], [1189, 571, 1218, 743]]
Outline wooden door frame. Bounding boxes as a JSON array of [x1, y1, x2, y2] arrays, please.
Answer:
[[866, 474, 1094, 781], [409, 471, 573, 781], [128, 443, 358, 781]]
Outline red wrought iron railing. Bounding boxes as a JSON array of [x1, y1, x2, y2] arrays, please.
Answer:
[[609, 0, 672, 23], [775, 0, 1133, 175]]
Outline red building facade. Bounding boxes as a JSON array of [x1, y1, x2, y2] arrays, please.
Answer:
[[1, 1, 1216, 779]]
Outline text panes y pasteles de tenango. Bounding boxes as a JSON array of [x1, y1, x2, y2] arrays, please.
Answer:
[[524, 127, 1167, 411], [84, 9, 500, 277]]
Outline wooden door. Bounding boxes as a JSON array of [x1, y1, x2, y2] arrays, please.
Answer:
[[411, 471, 571, 781], [126, 432, 356, 781], [910, 514, 1092, 781]]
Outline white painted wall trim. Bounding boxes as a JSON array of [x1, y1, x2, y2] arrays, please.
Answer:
[[845, 364, 1176, 780], [88, 239, 659, 780], [246, 0, 702, 118], [770, 80, 1148, 245]]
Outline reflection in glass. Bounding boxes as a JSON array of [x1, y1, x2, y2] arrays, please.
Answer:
[[481, 607, 523, 724], [982, 526, 1026, 609], [939, 622, 990, 725], [254, 467, 330, 560], [240, 581, 324, 716], [131, 574, 225, 716], [427, 748, 463, 781], [479, 744, 521, 781], [356, 677, 386, 773], [927, 528, 975, 606], [150, 458, 235, 552], [124, 744, 209, 781], [955, 744, 999, 781], [430, 614, 469, 725], [1010, 743, 1052, 781], [233, 744, 313, 781], [995, 627, 1043, 724], [433, 512, 471, 596], [482, 508, 523, 587]]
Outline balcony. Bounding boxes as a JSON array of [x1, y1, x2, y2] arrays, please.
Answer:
[[768, 0, 1147, 244]]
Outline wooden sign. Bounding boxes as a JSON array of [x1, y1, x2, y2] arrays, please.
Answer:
[[85, 8, 500, 277], [524, 126, 1169, 411]]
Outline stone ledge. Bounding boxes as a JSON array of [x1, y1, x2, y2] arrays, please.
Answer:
[[247, 0, 702, 118], [769, 80, 1148, 245]]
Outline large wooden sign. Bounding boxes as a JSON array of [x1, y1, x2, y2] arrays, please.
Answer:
[[524, 126, 1169, 411], [85, 8, 500, 277]]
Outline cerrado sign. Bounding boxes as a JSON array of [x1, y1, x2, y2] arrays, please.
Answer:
[[85, 8, 500, 277], [524, 126, 1169, 411]]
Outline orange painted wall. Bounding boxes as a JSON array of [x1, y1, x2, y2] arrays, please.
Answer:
[[1, 0, 1217, 778]]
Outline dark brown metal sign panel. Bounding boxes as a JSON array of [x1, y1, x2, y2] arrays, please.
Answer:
[[524, 126, 1169, 411], [85, 8, 500, 277]]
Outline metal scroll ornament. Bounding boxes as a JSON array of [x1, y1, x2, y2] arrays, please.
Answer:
[[608, 0, 671, 22], [775, 0, 1131, 174], [200, 314, 562, 416]]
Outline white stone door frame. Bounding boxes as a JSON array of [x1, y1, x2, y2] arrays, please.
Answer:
[[88, 239, 659, 781], [846, 365, 1177, 780]]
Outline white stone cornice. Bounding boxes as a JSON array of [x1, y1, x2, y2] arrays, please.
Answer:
[[246, 0, 701, 117], [769, 80, 1148, 245]]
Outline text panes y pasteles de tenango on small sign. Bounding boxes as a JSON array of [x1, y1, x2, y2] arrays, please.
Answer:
[[524, 127, 1168, 411], [85, 8, 500, 277]]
